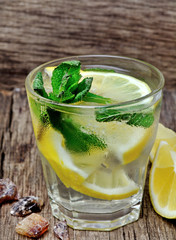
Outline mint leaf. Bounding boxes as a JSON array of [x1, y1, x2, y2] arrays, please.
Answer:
[[84, 68, 115, 73], [51, 60, 81, 98], [96, 108, 154, 128], [49, 91, 75, 103], [73, 77, 93, 102], [33, 72, 48, 98], [83, 92, 111, 104], [56, 73, 70, 97], [127, 112, 154, 128], [47, 108, 106, 152]]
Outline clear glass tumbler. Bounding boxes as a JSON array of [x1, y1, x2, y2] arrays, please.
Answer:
[[25, 55, 164, 230]]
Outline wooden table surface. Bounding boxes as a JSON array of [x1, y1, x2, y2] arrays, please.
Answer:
[[0, 1, 176, 239]]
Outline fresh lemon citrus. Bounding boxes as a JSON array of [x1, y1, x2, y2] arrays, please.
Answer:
[[37, 127, 107, 185], [81, 71, 151, 103], [76, 118, 152, 165], [82, 166, 138, 200], [35, 125, 139, 200], [150, 123, 176, 162], [38, 67, 153, 199], [149, 141, 176, 218], [102, 121, 152, 165]]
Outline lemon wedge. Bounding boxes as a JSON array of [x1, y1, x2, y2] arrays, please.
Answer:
[[149, 141, 176, 218], [150, 123, 176, 162], [81, 166, 139, 200]]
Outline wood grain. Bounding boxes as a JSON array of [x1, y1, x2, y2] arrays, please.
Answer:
[[0, 88, 176, 239], [0, 0, 176, 90]]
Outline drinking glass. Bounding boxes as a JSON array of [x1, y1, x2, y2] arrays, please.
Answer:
[[25, 55, 164, 230]]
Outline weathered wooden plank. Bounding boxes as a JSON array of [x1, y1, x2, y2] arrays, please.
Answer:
[[0, 90, 13, 178], [0, 88, 176, 239], [0, 0, 176, 90]]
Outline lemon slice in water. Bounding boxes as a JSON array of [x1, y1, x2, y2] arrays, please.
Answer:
[[36, 124, 140, 200], [81, 166, 138, 200], [81, 71, 151, 103]]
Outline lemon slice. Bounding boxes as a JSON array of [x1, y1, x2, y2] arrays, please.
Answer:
[[37, 127, 107, 186], [81, 71, 151, 102], [149, 141, 176, 218], [150, 124, 176, 162], [36, 126, 139, 200], [103, 121, 152, 164], [81, 166, 139, 200], [72, 116, 152, 165]]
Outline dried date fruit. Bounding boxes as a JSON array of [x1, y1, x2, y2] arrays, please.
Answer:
[[15, 213, 49, 238], [54, 220, 70, 240], [10, 196, 44, 216], [0, 178, 19, 204]]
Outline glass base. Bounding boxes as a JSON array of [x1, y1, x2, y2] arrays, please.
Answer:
[[50, 198, 141, 231]]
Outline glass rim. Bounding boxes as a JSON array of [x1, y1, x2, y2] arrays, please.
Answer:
[[25, 55, 165, 109]]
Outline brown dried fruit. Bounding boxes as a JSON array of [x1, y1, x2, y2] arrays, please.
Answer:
[[0, 178, 19, 204], [54, 220, 70, 240], [15, 213, 49, 238], [10, 196, 44, 217]]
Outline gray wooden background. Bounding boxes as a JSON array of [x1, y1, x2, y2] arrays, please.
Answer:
[[0, 0, 175, 90]]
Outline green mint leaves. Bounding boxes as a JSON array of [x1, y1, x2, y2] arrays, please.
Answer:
[[73, 77, 93, 102], [47, 109, 106, 152], [50, 60, 81, 102], [95, 108, 154, 128], [83, 92, 112, 104], [32, 60, 154, 129], [33, 72, 48, 98], [83, 68, 115, 73], [49, 61, 95, 103]]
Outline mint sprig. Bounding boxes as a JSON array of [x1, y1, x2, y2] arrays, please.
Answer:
[[33, 72, 48, 98], [47, 108, 106, 152], [50, 60, 81, 101], [32, 60, 154, 131], [95, 108, 154, 128], [49, 61, 94, 103], [83, 92, 111, 104], [84, 68, 115, 73]]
